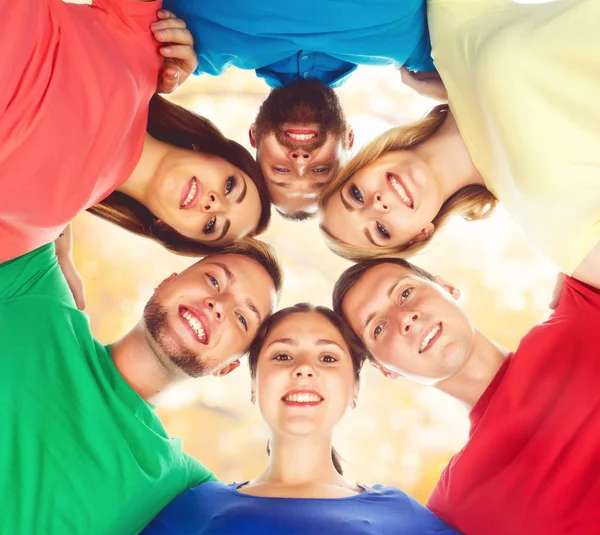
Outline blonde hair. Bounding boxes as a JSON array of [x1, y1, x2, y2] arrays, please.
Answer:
[[318, 104, 498, 262]]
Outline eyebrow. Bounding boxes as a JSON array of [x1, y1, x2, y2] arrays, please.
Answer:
[[245, 298, 262, 324], [214, 220, 231, 242], [212, 263, 262, 324], [340, 189, 355, 212], [362, 280, 404, 332], [235, 175, 247, 204], [212, 262, 236, 283], [364, 228, 380, 247], [270, 180, 290, 189], [313, 182, 328, 190], [266, 338, 343, 349], [316, 339, 344, 350]]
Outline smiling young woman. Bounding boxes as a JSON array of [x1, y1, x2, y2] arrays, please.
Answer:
[[0, 1, 271, 264], [142, 304, 460, 535]]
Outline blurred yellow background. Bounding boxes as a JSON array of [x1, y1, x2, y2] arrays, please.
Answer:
[[72, 66, 558, 503]]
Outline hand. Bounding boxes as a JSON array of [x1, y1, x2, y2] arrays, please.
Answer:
[[151, 10, 198, 94], [549, 272, 565, 310], [399, 66, 448, 102]]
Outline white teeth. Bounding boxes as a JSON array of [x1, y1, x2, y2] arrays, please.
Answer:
[[283, 393, 322, 403], [389, 176, 413, 207], [420, 324, 440, 353], [182, 310, 206, 342], [287, 133, 316, 141], [182, 179, 197, 207]]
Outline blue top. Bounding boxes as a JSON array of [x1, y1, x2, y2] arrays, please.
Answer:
[[142, 481, 461, 534], [162, 0, 434, 87]]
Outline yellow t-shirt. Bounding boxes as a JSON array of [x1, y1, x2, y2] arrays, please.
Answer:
[[428, 0, 600, 274]]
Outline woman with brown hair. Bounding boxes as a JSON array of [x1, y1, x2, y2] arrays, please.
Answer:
[[319, 0, 600, 292], [0, 1, 270, 266], [142, 303, 460, 535]]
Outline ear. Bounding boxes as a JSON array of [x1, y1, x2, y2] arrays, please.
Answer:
[[410, 222, 435, 244], [370, 360, 400, 380], [346, 129, 355, 151], [248, 125, 257, 149], [212, 359, 241, 377], [433, 275, 461, 300], [154, 272, 178, 291]]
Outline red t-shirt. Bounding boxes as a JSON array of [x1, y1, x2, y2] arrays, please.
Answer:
[[428, 276, 600, 535], [0, 0, 162, 262]]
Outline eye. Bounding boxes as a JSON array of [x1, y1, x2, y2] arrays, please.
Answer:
[[349, 184, 363, 204], [236, 313, 248, 331], [274, 353, 292, 361], [376, 222, 391, 240], [224, 176, 236, 195], [400, 288, 413, 303], [207, 275, 220, 291], [313, 167, 329, 174], [373, 323, 384, 340], [320, 354, 337, 363], [274, 167, 289, 173], [203, 216, 217, 235]]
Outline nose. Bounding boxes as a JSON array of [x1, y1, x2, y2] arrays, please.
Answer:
[[202, 191, 224, 213], [288, 149, 311, 175], [205, 298, 226, 323], [292, 360, 316, 378], [399, 310, 420, 335], [372, 192, 390, 213]]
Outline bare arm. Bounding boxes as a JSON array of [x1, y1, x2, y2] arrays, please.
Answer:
[[55, 225, 87, 310], [572, 240, 600, 291]]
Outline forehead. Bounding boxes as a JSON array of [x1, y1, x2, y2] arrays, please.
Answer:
[[342, 263, 418, 315], [265, 312, 346, 346]]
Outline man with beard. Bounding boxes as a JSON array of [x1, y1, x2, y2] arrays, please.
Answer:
[[0, 239, 282, 535], [160, 0, 434, 218], [332, 257, 600, 535]]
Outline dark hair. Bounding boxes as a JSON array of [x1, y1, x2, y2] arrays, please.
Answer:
[[275, 209, 317, 222], [87, 95, 272, 257], [216, 238, 283, 296], [248, 303, 369, 475], [332, 258, 437, 319]]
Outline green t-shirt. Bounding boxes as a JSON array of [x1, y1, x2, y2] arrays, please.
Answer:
[[0, 244, 216, 535]]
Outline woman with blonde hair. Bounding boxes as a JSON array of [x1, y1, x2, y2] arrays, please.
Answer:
[[319, 0, 600, 291], [143, 303, 460, 534]]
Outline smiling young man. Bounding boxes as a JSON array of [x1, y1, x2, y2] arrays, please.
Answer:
[[249, 80, 353, 219], [0, 239, 281, 535], [161, 0, 435, 218], [332, 257, 600, 535]]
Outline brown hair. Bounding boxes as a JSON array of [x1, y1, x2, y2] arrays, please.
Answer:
[[318, 104, 498, 262], [332, 257, 437, 320], [248, 303, 369, 475], [87, 95, 271, 257], [217, 238, 283, 297]]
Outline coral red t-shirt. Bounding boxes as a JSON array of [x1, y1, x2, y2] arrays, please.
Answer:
[[0, 0, 162, 262], [428, 276, 600, 535]]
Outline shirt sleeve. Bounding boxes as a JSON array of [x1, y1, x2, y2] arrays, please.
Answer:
[[408, 495, 462, 534], [0, 244, 76, 307]]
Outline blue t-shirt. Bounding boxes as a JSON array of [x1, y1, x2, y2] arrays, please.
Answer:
[[163, 0, 434, 87], [142, 481, 461, 534]]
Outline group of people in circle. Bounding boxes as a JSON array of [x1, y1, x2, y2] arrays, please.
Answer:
[[1, 0, 599, 534]]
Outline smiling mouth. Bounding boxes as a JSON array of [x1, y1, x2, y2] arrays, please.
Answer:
[[284, 129, 319, 144], [179, 306, 209, 344], [180, 177, 200, 209], [387, 173, 413, 208], [281, 389, 324, 406], [419, 323, 442, 354]]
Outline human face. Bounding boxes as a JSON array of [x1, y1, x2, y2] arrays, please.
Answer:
[[143, 254, 277, 378], [147, 149, 261, 246], [341, 263, 474, 383], [256, 129, 350, 216], [322, 151, 442, 250], [252, 80, 351, 216], [254, 312, 358, 438]]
